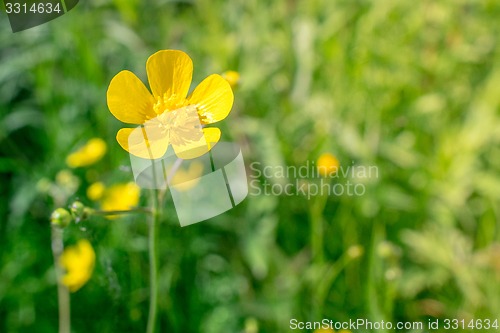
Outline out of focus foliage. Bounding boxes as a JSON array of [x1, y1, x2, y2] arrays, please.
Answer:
[[1, 0, 500, 332]]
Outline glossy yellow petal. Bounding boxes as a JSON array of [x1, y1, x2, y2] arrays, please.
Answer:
[[188, 74, 234, 125], [107, 70, 156, 124], [172, 127, 221, 159], [146, 50, 193, 103], [203, 127, 221, 149], [116, 127, 169, 160]]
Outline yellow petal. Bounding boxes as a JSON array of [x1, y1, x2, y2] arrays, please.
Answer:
[[87, 182, 105, 201], [107, 70, 156, 124], [66, 138, 107, 168], [146, 50, 193, 103], [116, 127, 169, 159], [172, 127, 221, 159], [203, 127, 221, 150], [101, 182, 141, 212], [188, 74, 234, 125], [59, 240, 95, 292]]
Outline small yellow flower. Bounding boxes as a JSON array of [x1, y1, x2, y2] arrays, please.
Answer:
[[87, 182, 105, 201], [317, 153, 340, 177], [66, 138, 107, 168], [59, 239, 95, 292], [107, 50, 234, 160], [222, 70, 240, 88], [101, 182, 140, 212]]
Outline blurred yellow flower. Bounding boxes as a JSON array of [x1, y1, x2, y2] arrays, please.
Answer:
[[87, 182, 105, 201], [66, 138, 107, 168], [170, 161, 204, 191], [222, 70, 240, 88], [107, 50, 234, 160], [101, 182, 140, 212], [59, 239, 95, 292], [317, 153, 340, 177]]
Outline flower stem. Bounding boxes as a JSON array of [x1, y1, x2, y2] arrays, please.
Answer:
[[60, 0, 68, 12], [51, 227, 70, 333], [310, 189, 329, 263], [92, 207, 152, 216], [145, 157, 182, 333], [146, 157, 162, 333], [146, 189, 160, 333]]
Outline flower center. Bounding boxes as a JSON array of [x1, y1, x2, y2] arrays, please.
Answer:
[[153, 93, 186, 115], [147, 104, 203, 147]]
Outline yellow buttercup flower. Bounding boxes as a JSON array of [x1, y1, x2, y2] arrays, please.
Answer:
[[100, 182, 140, 212], [59, 239, 95, 292], [317, 153, 340, 177], [87, 182, 105, 201], [66, 138, 107, 168], [222, 70, 240, 88], [107, 50, 234, 160]]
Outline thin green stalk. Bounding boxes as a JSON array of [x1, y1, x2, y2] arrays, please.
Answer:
[[146, 156, 161, 333], [146, 189, 160, 333], [92, 207, 152, 216], [309, 182, 329, 263], [145, 154, 182, 333], [313, 251, 358, 316], [51, 227, 70, 333], [60, 0, 68, 12], [310, 212, 323, 262]]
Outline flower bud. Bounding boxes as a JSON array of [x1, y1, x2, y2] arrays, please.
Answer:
[[70, 201, 89, 223], [50, 208, 72, 228]]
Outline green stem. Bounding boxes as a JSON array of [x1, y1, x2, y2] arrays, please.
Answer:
[[310, 182, 329, 263], [146, 189, 160, 333], [144, 155, 182, 333], [51, 227, 70, 333], [92, 207, 152, 216], [146, 157, 161, 333], [313, 251, 358, 316], [60, 0, 68, 12]]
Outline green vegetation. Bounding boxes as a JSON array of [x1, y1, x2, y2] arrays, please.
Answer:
[[1, 0, 500, 332]]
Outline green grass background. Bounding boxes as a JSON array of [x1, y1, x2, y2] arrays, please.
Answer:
[[1, 0, 500, 332]]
